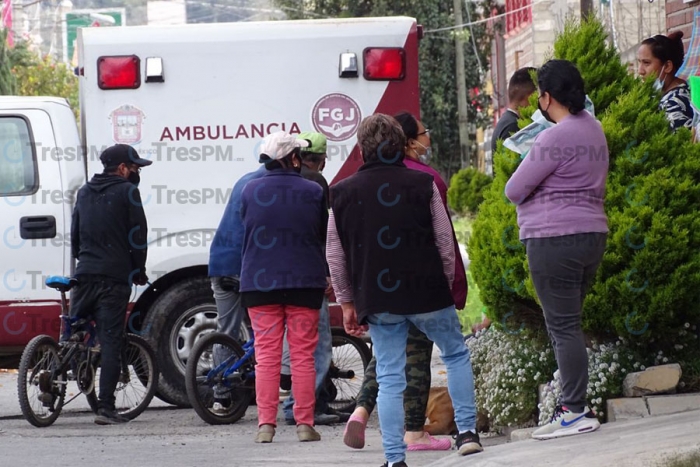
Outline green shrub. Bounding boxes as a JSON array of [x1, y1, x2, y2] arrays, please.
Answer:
[[13, 52, 79, 120], [447, 167, 493, 216], [583, 81, 700, 349], [550, 18, 636, 116], [469, 16, 700, 370]]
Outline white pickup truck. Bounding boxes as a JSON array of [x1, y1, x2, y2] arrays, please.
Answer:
[[0, 16, 422, 405]]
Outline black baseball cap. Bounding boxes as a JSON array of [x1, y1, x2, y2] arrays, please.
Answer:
[[100, 144, 153, 169]]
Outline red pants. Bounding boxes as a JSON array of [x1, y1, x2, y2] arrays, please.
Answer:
[[249, 304, 319, 427]]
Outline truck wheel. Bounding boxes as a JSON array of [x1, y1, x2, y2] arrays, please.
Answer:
[[144, 277, 218, 407]]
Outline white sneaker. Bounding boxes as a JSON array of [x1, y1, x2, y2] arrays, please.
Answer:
[[212, 402, 228, 415], [532, 406, 601, 440], [279, 389, 291, 401]]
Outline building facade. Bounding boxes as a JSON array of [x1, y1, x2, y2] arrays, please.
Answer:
[[666, 0, 698, 50]]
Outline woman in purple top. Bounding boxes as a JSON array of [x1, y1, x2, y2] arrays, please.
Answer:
[[505, 60, 608, 440]]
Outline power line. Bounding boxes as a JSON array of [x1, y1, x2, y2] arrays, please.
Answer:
[[424, 0, 547, 34]]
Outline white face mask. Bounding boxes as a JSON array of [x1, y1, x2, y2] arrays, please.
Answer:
[[653, 71, 666, 92], [414, 140, 433, 165]]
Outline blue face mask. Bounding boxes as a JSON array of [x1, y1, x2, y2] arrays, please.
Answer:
[[653, 71, 666, 92], [414, 141, 433, 165]]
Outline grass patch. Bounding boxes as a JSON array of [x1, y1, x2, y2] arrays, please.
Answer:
[[452, 215, 486, 332]]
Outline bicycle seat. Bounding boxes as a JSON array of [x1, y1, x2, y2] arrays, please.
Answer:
[[45, 276, 78, 293]]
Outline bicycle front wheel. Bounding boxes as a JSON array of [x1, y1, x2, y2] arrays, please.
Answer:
[[185, 332, 254, 425], [17, 335, 66, 427], [86, 333, 159, 420]]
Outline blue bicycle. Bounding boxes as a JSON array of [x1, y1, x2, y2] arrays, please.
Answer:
[[185, 324, 372, 425], [185, 330, 256, 424]]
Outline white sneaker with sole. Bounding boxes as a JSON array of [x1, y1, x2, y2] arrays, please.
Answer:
[[532, 406, 601, 440]]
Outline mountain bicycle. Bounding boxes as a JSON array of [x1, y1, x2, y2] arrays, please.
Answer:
[[185, 321, 372, 425], [17, 276, 159, 427]]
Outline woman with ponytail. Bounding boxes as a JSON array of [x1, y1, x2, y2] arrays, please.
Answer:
[[637, 31, 694, 131]]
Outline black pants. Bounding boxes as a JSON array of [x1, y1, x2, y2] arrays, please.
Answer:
[[524, 233, 607, 413], [70, 275, 131, 411]]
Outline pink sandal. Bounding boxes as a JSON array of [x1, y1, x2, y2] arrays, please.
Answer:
[[406, 434, 452, 451], [343, 414, 367, 449]]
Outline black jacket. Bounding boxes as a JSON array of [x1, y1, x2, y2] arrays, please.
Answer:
[[491, 109, 520, 154], [71, 174, 148, 284]]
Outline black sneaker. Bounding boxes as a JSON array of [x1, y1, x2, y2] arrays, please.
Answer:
[[454, 430, 483, 456], [325, 407, 351, 423], [94, 408, 130, 425], [380, 462, 408, 467]]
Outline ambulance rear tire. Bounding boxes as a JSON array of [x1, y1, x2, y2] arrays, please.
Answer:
[[144, 277, 218, 408]]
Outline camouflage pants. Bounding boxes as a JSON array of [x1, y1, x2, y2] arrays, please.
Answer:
[[356, 322, 432, 431]]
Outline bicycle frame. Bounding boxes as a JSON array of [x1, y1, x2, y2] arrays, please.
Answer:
[[207, 337, 256, 386], [54, 289, 100, 390]]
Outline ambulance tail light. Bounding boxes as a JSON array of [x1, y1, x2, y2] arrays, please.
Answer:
[[97, 55, 141, 90], [363, 48, 405, 80]]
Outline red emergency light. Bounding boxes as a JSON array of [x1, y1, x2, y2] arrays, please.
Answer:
[[363, 48, 405, 80], [97, 55, 141, 90]]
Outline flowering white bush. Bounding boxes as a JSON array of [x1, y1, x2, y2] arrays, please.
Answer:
[[538, 338, 641, 424], [466, 326, 556, 427], [468, 322, 698, 429]]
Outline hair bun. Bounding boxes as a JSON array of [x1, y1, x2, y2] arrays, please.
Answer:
[[668, 31, 684, 42]]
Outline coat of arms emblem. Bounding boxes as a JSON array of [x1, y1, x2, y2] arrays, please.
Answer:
[[109, 104, 145, 144]]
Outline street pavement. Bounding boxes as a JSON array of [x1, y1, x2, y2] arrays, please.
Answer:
[[3, 348, 699, 467], [0, 368, 504, 467], [0, 350, 486, 467]]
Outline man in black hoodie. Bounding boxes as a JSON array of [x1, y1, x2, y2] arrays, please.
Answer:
[[70, 144, 152, 425]]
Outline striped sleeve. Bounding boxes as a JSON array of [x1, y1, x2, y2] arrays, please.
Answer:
[[326, 209, 353, 304], [430, 182, 455, 287]]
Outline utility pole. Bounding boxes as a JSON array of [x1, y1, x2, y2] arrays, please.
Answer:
[[453, 0, 471, 169], [581, 0, 593, 21], [637, 0, 643, 44]]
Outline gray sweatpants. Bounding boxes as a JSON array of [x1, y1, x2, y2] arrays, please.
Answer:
[[210, 277, 246, 398], [524, 233, 607, 413]]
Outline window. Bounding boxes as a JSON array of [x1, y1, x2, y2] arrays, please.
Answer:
[[0, 117, 37, 196]]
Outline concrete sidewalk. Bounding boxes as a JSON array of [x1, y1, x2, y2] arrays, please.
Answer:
[[427, 409, 700, 467]]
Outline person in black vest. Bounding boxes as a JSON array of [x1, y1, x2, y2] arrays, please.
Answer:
[[326, 114, 483, 467]]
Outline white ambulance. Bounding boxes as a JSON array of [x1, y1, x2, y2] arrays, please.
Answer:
[[0, 16, 422, 405]]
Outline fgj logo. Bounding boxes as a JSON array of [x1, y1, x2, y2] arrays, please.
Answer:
[[312, 93, 362, 142]]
